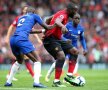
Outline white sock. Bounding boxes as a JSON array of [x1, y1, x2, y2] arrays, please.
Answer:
[[73, 60, 79, 74], [63, 60, 68, 69], [7, 61, 20, 84], [34, 62, 41, 84], [47, 62, 55, 76]]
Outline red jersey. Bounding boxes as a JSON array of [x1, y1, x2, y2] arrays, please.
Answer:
[[12, 16, 21, 27], [45, 9, 68, 39]]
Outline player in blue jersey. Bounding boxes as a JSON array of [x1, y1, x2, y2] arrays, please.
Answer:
[[45, 13, 87, 86], [4, 6, 56, 88]]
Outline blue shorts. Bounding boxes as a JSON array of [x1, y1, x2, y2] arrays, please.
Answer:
[[10, 35, 35, 56]]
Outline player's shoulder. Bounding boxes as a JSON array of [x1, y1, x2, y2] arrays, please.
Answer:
[[66, 21, 72, 26], [32, 13, 41, 18], [78, 24, 85, 31], [56, 9, 67, 17]]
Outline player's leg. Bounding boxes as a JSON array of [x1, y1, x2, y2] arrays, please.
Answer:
[[64, 48, 79, 86], [16, 39, 46, 88], [5, 54, 24, 86], [4, 36, 23, 86], [24, 55, 34, 78], [73, 59, 79, 76], [61, 41, 79, 85], [45, 61, 56, 82], [52, 50, 66, 87], [6, 60, 18, 81], [45, 55, 69, 82], [44, 40, 66, 87], [67, 54, 78, 76], [63, 55, 69, 69], [26, 51, 46, 88]]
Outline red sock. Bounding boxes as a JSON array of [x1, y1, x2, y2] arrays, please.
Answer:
[[25, 60, 34, 77], [68, 60, 76, 73], [55, 67, 62, 79]]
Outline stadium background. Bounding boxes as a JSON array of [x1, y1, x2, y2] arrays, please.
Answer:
[[0, 0, 108, 70]]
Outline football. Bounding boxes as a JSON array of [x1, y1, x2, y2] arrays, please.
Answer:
[[75, 76, 86, 86]]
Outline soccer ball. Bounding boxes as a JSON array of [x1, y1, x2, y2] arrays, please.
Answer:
[[75, 76, 86, 86]]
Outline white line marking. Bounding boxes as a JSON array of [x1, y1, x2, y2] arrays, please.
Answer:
[[0, 87, 56, 90]]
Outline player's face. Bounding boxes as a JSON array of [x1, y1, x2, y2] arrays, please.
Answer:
[[73, 15, 80, 24], [22, 6, 28, 15]]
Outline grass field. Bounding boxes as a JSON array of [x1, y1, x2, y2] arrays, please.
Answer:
[[0, 69, 108, 90]]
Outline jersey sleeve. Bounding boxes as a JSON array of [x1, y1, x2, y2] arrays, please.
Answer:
[[80, 27, 87, 51], [34, 14, 43, 25], [11, 16, 19, 27]]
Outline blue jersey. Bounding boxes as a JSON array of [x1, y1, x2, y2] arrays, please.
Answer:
[[10, 13, 43, 55], [62, 22, 87, 51], [14, 13, 43, 39]]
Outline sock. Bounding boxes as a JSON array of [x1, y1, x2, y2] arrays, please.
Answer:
[[73, 60, 78, 74], [7, 61, 20, 84], [8, 61, 16, 75], [68, 60, 77, 74], [55, 59, 65, 80], [34, 62, 41, 84], [25, 59, 34, 77], [47, 62, 55, 76], [63, 60, 68, 69]]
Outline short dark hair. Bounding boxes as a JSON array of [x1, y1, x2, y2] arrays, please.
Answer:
[[66, 3, 79, 10], [26, 6, 36, 13]]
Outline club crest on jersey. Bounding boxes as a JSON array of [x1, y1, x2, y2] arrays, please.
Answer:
[[59, 15, 64, 19], [69, 29, 72, 31]]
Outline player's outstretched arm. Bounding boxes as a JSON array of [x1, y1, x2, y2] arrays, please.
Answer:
[[30, 29, 45, 34], [45, 15, 53, 24], [34, 14, 56, 30], [40, 22, 56, 30], [80, 32, 88, 56], [55, 18, 68, 34]]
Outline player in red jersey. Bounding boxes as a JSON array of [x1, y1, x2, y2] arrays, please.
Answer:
[[43, 3, 79, 87]]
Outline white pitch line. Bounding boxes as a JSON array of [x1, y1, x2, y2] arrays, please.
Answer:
[[0, 87, 56, 90]]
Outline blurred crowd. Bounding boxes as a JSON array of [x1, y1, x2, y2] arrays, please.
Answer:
[[0, 0, 108, 65]]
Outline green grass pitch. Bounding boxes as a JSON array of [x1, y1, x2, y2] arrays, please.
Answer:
[[0, 69, 108, 90]]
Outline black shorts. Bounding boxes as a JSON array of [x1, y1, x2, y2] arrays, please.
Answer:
[[43, 36, 74, 59]]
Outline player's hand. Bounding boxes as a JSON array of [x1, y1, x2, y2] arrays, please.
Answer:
[[83, 50, 88, 56], [61, 26, 68, 34], [66, 39, 72, 44]]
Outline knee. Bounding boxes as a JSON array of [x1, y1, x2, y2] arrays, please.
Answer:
[[56, 51, 65, 60], [70, 47, 79, 55]]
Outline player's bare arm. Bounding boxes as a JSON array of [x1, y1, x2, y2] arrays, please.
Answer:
[[30, 29, 45, 34], [55, 17, 68, 34], [45, 15, 54, 24], [40, 22, 56, 30]]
